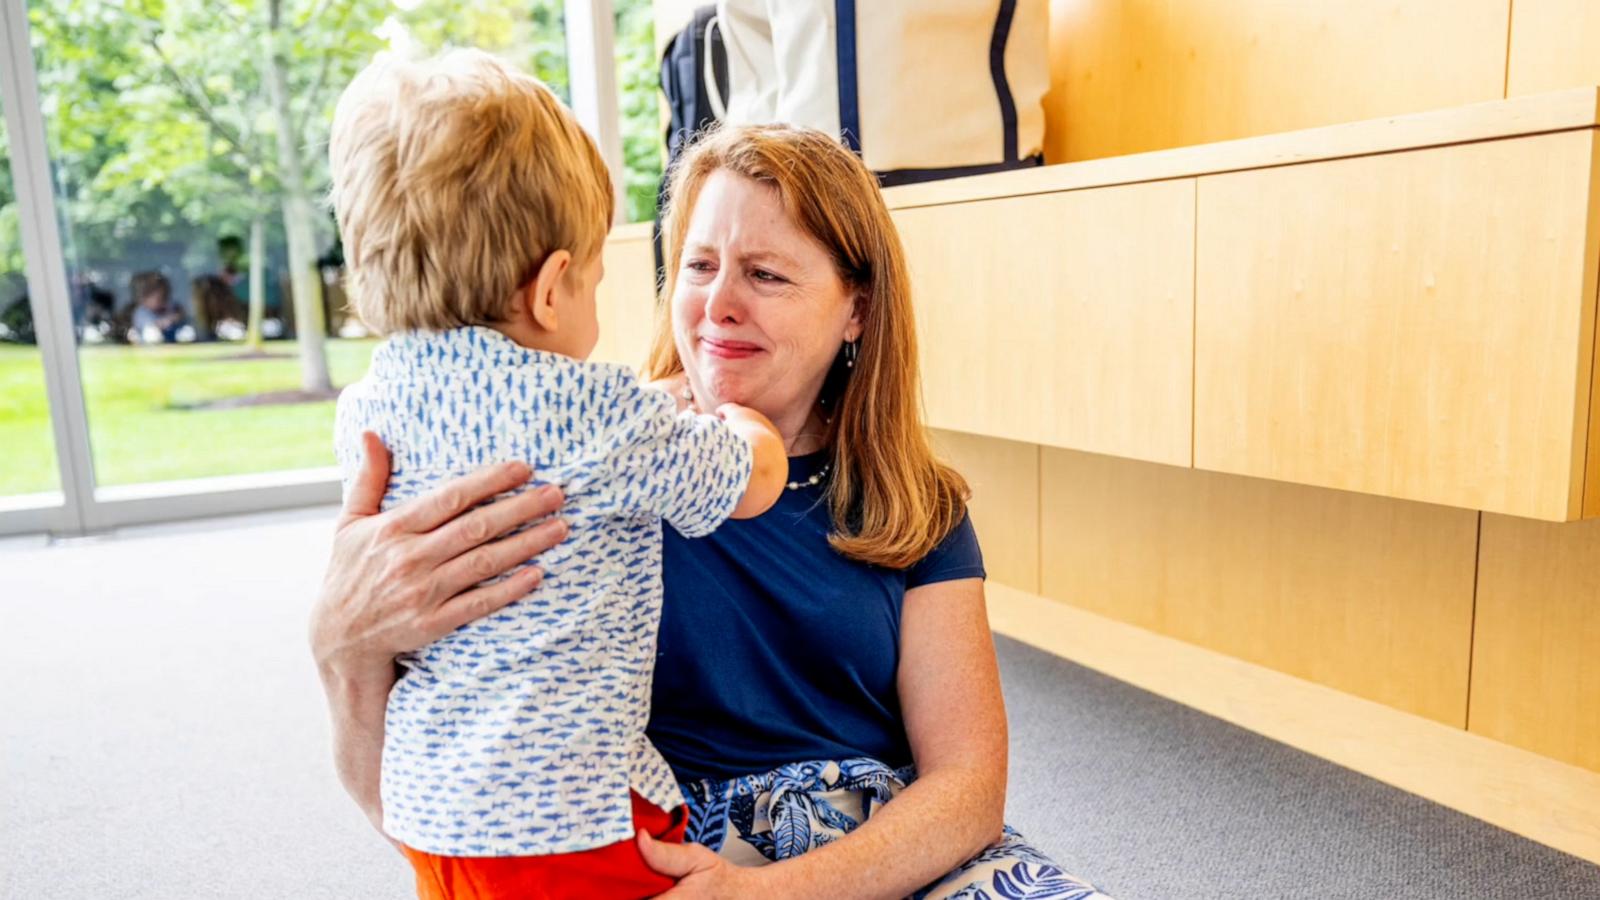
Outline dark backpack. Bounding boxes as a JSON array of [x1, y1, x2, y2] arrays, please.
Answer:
[[660, 5, 728, 163], [654, 6, 728, 284]]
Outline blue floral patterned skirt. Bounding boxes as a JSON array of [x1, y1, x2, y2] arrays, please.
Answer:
[[678, 758, 1111, 899]]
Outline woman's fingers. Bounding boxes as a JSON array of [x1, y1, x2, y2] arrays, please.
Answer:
[[432, 516, 569, 598], [636, 828, 718, 879], [389, 460, 534, 535], [418, 481, 565, 564], [428, 565, 545, 635], [420, 513, 570, 643], [341, 432, 392, 522]]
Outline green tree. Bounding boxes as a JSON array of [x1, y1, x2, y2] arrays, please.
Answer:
[[401, 0, 569, 95], [20, 0, 661, 369], [29, 0, 392, 387], [614, 0, 662, 224]]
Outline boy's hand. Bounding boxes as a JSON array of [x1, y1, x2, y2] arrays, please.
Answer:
[[717, 404, 786, 519]]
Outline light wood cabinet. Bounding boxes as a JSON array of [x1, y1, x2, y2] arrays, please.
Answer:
[[1044, 0, 1508, 162], [928, 430, 1041, 593], [1038, 447, 1479, 726], [1471, 513, 1600, 773], [896, 179, 1194, 467], [1507, 0, 1600, 98], [1193, 130, 1600, 520]]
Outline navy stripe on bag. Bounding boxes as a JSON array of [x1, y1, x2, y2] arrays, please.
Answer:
[[835, 0, 1040, 187], [834, 0, 862, 152], [876, 154, 1044, 188], [990, 0, 1020, 163]]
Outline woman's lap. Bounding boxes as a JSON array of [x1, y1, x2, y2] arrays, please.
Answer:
[[679, 758, 1111, 899]]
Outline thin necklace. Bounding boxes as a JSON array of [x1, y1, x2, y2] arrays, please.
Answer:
[[784, 418, 831, 490], [787, 462, 831, 491], [681, 381, 831, 490]]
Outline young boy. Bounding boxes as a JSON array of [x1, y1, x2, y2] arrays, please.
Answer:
[[328, 50, 786, 898]]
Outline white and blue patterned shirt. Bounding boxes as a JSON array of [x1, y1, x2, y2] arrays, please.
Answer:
[[333, 326, 752, 857]]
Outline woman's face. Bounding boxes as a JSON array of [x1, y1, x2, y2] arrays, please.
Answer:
[[671, 169, 861, 428]]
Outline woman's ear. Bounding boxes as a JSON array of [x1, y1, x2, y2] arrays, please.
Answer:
[[528, 249, 573, 332], [843, 290, 867, 343]]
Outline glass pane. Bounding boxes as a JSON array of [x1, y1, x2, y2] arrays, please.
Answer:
[[0, 82, 62, 500], [615, 0, 662, 224], [25, 0, 569, 488]]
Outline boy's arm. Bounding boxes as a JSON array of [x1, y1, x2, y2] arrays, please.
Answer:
[[603, 374, 769, 537], [717, 403, 786, 519]]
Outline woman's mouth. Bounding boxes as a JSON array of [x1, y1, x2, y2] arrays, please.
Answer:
[[700, 336, 763, 360]]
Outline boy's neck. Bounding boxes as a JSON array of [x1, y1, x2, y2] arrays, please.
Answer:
[[488, 320, 584, 361]]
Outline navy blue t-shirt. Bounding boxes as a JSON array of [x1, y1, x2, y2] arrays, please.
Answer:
[[647, 451, 987, 783]]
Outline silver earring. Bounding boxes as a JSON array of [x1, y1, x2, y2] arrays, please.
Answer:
[[845, 340, 858, 369]]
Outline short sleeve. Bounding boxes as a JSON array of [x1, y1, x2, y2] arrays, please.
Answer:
[[599, 375, 753, 538], [905, 512, 986, 588], [331, 380, 368, 498]]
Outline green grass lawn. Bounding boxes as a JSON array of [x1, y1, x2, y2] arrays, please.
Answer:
[[0, 339, 378, 495]]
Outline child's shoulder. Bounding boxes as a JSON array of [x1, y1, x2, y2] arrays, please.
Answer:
[[332, 373, 373, 423], [558, 361, 678, 433], [372, 328, 635, 388]]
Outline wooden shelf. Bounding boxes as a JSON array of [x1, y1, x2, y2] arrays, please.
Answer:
[[891, 88, 1600, 522], [881, 86, 1600, 209]]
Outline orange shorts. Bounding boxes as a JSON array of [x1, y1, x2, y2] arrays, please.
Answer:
[[400, 790, 686, 900]]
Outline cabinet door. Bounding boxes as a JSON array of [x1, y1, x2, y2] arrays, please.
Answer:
[[1472, 513, 1600, 773], [897, 178, 1195, 467], [1195, 130, 1600, 520]]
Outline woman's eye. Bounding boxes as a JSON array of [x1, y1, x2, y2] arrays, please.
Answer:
[[751, 269, 784, 283], [685, 260, 714, 273]]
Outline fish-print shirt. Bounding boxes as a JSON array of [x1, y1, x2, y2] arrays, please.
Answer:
[[334, 326, 751, 856]]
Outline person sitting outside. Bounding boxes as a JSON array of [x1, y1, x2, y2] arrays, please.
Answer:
[[127, 271, 191, 345]]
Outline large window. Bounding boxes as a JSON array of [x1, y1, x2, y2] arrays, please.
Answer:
[[15, 0, 658, 495], [614, 0, 662, 224], [0, 82, 61, 503]]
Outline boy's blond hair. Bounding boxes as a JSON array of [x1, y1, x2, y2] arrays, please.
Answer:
[[329, 49, 613, 335]]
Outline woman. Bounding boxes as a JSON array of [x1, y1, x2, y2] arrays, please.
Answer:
[[311, 124, 1107, 900]]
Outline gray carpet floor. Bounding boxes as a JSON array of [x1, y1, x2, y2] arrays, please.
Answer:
[[997, 637, 1600, 899], [3, 508, 1598, 899]]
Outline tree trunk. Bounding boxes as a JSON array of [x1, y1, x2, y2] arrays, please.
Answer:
[[265, 0, 331, 392], [245, 214, 267, 351]]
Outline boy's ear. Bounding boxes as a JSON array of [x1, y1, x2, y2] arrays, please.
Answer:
[[529, 249, 573, 332]]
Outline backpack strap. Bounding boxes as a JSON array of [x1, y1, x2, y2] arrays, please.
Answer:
[[703, 15, 727, 120]]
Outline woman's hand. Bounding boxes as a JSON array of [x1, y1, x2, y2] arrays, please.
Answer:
[[310, 431, 570, 677], [637, 830, 781, 900]]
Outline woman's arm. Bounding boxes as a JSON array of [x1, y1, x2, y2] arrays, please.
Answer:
[[309, 431, 570, 831], [640, 576, 1006, 900]]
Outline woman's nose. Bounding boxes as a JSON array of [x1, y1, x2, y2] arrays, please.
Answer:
[[704, 271, 746, 325]]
